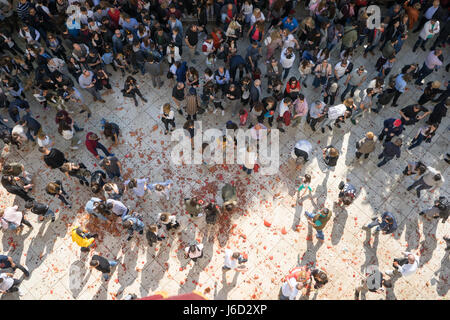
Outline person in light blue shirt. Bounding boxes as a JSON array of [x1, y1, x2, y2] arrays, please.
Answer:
[[85, 197, 109, 221], [122, 213, 145, 241], [120, 16, 139, 33], [392, 73, 412, 107], [148, 180, 173, 200]]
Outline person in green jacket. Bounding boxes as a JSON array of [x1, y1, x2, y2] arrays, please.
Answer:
[[184, 197, 204, 217], [305, 208, 332, 241], [340, 22, 358, 53]]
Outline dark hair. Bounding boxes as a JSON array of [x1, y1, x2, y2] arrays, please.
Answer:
[[304, 174, 311, 183], [383, 279, 392, 288], [25, 200, 34, 209], [90, 260, 99, 267], [434, 174, 441, 181]]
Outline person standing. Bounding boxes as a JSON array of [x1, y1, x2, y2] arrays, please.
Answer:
[[304, 208, 332, 242], [354, 269, 392, 300], [412, 18, 440, 52], [408, 124, 438, 150], [90, 255, 118, 281], [280, 47, 296, 81], [0, 205, 33, 232], [341, 66, 367, 102], [377, 138, 402, 167], [426, 97, 449, 125], [184, 242, 204, 262], [399, 104, 430, 126], [99, 156, 122, 180], [306, 100, 326, 131], [78, 69, 106, 103], [147, 56, 164, 89], [407, 167, 444, 198], [355, 132, 377, 160], [1, 175, 34, 202], [279, 277, 301, 300], [122, 212, 145, 241], [46, 180, 71, 208]]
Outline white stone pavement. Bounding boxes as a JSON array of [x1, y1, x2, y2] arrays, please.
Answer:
[[0, 9, 448, 300]]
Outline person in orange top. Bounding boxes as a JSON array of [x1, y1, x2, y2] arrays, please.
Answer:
[[403, 1, 421, 30]]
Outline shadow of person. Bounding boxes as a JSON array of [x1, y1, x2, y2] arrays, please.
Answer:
[[418, 218, 439, 267], [360, 230, 380, 274], [433, 251, 449, 297], [330, 202, 348, 246], [214, 269, 240, 300], [68, 259, 92, 299]]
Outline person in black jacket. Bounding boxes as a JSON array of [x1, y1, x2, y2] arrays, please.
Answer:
[[25, 200, 56, 222], [426, 97, 449, 125], [1, 175, 34, 202], [91, 170, 107, 194], [146, 224, 164, 247], [90, 255, 118, 281], [377, 138, 402, 167], [39, 146, 67, 169]]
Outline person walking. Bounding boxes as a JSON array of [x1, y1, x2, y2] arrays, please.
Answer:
[[354, 269, 392, 300], [122, 212, 145, 241], [378, 118, 404, 142], [99, 156, 122, 180], [363, 212, 398, 235], [71, 226, 97, 252], [46, 180, 71, 208], [78, 69, 105, 103], [90, 255, 119, 281], [222, 249, 247, 271], [0, 254, 30, 277], [0, 205, 33, 232], [407, 167, 444, 198], [25, 200, 56, 222], [408, 124, 438, 150], [414, 49, 443, 85], [85, 132, 114, 160], [377, 138, 402, 167], [184, 242, 204, 262]]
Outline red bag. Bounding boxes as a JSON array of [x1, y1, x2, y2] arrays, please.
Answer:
[[283, 111, 291, 126], [253, 164, 260, 172]]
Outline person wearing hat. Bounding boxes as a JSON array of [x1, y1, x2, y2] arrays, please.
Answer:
[[355, 132, 377, 160], [185, 87, 199, 120], [304, 208, 332, 242], [377, 137, 402, 167], [291, 139, 313, 170], [399, 104, 430, 126], [378, 118, 404, 142]]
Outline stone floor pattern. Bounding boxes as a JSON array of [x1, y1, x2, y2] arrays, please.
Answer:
[[0, 18, 448, 300]]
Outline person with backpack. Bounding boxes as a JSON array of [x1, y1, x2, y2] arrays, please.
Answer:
[[337, 181, 357, 207], [304, 208, 332, 242]]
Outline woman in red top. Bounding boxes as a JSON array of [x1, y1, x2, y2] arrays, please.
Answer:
[[284, 77, 301, 100], [108, 7, 121, 29], [211, 28, 224, 49]]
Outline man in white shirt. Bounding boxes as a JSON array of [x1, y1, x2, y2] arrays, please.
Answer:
[[407, 167, 444, 198], [320, 103, 348, 133], [106, 199, 129, 217], [223, 249, 246, 271], [385, 252, 419, 277], [280, 47, 296, 80], [279, 277, 301, 300], [292, 140, 313, 169], [334, 59, 351, 81], [0, 272, 23, 295]]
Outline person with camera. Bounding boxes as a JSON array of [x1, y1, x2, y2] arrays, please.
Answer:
[[363, 212, 398, 235], [280, 46, 295, 80]]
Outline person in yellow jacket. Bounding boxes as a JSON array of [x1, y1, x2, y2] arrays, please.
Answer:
[[71, 226, 97, 252]]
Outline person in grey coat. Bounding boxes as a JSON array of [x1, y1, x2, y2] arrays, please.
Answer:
[[356, 132, 377, 160], [147, 56, 164, 89]]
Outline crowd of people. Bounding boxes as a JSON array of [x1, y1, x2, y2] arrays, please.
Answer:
[[0, 0, 448, 299]]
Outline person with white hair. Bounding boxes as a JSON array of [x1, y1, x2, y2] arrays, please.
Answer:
[[385, 251, 420, 278]]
